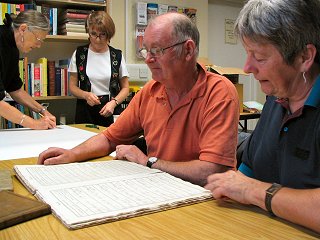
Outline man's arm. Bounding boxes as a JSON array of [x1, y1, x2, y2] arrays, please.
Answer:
[[38, 133, 116, 165], [153, 159, 230, 186], [114, 144, 230, 186], [205, 171, 320, 233]]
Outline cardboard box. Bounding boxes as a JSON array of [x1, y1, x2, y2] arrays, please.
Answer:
[[198, 57, 246, 112], [208, 65, 246, 84], [234, 83, 243, 113]]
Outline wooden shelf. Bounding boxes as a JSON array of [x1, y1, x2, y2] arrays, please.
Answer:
[[33, 96, 76, 101], [0, 0, 32, 3], [45, 35, 89, 43], [35, 0, 106, 10]]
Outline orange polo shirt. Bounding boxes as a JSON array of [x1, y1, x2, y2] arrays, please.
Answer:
[[103, 64, 239, 168]]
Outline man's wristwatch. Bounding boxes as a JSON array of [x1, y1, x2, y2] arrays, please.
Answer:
[[265, 183, 282, 216], [147, 157, 158, 168]]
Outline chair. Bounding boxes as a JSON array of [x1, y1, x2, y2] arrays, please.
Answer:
[[236, 131, 251, 168]]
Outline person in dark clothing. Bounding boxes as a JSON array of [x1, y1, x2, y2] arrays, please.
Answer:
[[0, 10, 56, 129], [205, 0, 320, 233]]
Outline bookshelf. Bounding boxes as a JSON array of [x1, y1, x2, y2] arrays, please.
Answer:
[[0, 0, 107, 128]]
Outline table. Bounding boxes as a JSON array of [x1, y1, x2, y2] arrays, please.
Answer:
[[239, 112, 261, 132], [1, 125, 319, 239]]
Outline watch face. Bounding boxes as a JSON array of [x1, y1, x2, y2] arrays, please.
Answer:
[[266, 183, 282, 195], [149, 157, 158, 163]]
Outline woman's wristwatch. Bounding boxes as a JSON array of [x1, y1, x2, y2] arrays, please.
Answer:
[[265, 183, 282, 216], [112, 97, 119, 106]]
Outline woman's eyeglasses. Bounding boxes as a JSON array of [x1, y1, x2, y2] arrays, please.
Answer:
[[89, 31, 107, 40], [29, 30, 44, 44]]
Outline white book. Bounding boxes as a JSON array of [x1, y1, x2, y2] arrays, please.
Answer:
[[65, 32, 88, 37], [52, 8, 58, 35], [158, 4, 168, 15], [14, 160, 212, 229]]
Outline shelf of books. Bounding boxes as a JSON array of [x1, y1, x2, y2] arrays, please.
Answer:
[[1, 1, 107, 36], [36, 0, 106, 10], [1, 56, 73, 129], [1, 0, 107, 129]]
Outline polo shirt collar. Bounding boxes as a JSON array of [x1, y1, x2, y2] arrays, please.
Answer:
[[305, 74, 320, 107]]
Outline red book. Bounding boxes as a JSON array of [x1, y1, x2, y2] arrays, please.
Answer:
[[47, 60, 56, 96], [33, 64, 41, 97], [66, 12, 89, 19]]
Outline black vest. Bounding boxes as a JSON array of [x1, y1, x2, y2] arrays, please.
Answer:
[[75, 44, 122, 98]]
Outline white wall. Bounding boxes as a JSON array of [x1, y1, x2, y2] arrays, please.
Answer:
[[208, 0, 265, 129], [123, 0, 209, 64]]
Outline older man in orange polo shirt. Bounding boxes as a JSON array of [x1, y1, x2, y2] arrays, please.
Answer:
[[38, 12, 239, 186]]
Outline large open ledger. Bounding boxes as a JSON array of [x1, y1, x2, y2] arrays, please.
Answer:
[[14, 160, 212, 229]]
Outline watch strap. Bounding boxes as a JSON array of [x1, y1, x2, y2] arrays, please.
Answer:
[[265, 183, 282, 216], [147, 157, 158, 168]]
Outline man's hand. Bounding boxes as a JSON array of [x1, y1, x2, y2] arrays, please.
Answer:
[[114, 145, 148, 166], [38, 147, 76, 165]]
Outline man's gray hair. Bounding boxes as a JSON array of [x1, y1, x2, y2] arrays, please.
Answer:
[[148, 13, 200, 58]]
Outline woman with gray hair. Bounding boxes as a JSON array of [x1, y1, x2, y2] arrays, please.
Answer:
[[0, 10, 56, 129], [205, 0, 320, 233]]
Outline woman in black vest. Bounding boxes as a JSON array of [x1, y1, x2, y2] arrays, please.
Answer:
[[68, 11, 129, 127], [0, 11, 56, 129]]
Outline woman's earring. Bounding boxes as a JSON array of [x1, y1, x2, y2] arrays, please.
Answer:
[[303, 72, 307, 84]]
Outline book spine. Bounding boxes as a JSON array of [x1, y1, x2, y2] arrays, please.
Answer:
[[40, 5, 50, 23], [23, 57, 29, 94], [52, 8, 58, 35], [15, 4, 20, 15], [55, 67, 61, 96], [66, 12, 89, 19], [33, 64, 41, 97], [37, 58, 48, 97], [28, 63, 34, 96], [1, 4, 8, 24], [20, 4, 25, 12], [47, 60, 56, 96]]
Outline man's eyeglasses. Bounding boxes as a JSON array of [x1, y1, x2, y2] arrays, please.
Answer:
[[139, 40, 188, 59], [29, 30, 44, 43], [89, 31, 107, 40]]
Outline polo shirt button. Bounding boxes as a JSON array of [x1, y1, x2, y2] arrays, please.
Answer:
[[283, 127, 288, 132]]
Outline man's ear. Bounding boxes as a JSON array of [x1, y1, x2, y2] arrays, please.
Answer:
[[185, 40, 196, 60], [300, 44, 317, 71]]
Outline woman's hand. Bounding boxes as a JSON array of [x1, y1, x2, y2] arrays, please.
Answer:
[[99, 100, 117, 118], [32, 116, 56, 129], [205, 170, 263, 205], [85, 92, 101, 106]]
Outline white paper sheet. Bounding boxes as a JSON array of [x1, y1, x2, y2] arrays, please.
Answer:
[[0, 125, 97, 160]]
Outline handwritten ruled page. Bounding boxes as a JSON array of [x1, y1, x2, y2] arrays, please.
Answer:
[[14, 161, 160, 193], [14, 161, 212, 229]]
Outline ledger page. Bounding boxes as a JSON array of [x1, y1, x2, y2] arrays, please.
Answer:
[[14, 160, 161, 193], [35, 171, 212, 229]]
